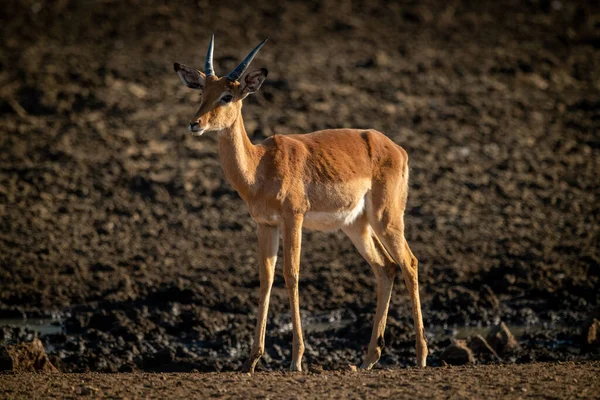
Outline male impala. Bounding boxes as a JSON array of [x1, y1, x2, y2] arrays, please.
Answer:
[[173, 35, 428, 372]]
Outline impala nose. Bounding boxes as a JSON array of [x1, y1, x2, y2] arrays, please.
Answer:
[[188, 122, 206, 136], [188, 122, 200, 132]]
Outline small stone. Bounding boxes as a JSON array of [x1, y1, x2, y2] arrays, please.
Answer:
[[581, 317, 600, 352], [480, 285, 500, 309], [440, 340, 475, 365], [80, 386, 99, 396], [127, 83, 147, 98], [375, 51, 391, 67], [308, 364, 324, 374], [468, 335, 501, 361], [486, 322, 521, 354]]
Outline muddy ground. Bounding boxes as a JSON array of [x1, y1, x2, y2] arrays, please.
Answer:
[[1, 0, 599, 376], [1, 362, 600, 399]]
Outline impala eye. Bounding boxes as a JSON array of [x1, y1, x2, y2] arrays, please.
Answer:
[[221, 95, 233, 103]]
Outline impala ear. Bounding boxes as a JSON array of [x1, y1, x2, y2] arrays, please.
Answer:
[[240, 68, 268, 95], [173, 63, 205, 90]]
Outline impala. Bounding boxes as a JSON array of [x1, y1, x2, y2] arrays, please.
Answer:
[[173, 35, 428, 372]]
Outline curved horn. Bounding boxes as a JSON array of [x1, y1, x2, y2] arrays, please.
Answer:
[[205, 34, 215, 77], [227, 38, 268, 81]]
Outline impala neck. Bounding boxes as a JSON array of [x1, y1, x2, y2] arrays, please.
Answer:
[[217, 110, 260, 196]]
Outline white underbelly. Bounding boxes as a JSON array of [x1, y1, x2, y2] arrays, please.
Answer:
[[303, 196, 365, 231]]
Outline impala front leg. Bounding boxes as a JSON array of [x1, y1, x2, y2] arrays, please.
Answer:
[[242, 224, 279, 373], [283, 214, 305, 371]]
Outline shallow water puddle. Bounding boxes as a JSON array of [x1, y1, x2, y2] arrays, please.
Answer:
[[429, 324, 529, 339], [0, 318, 63, 335]]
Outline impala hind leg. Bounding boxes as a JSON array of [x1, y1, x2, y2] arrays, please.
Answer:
[[372, 221, 428, 367], [242, 224, 279, 373], [343, 217, 397, 370], [399, 239, 428, 367]]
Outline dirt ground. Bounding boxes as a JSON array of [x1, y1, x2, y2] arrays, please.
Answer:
[[1, 362, 599, 399], [1, 0, 599, 378]]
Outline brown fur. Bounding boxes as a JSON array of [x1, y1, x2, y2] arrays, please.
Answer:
[[174, 65, 428, 372]]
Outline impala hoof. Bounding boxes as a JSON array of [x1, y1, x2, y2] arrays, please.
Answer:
[[241, 360, 256, 374], [359, 362, 374, 370], [289, 363, 302, 372]]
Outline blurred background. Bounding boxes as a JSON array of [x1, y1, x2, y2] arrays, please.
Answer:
[[0, 0, 599, 372]]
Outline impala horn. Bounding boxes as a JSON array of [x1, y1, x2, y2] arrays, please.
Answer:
[[205, 34, 215, 77], [227, 38, 268, 82]]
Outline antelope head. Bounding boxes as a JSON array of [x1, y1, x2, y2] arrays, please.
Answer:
[[174, 35, 268, 136]]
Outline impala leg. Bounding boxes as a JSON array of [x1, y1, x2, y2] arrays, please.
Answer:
[[282, 214, 305, 371], [401, 239, 428, 367], [343, 217, 396, 370], [374, 224, 428, 368], [242, 224, 279, 373]]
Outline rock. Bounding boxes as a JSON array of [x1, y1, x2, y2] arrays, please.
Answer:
[[582, 319, 600, 349], [375, 51, 392, 67], [0, 339, 59, 372], [581, 308, 600, 352], [127, 82, 147, 99], [308, 363, 324, 374], [80, 385, 100, 396], [88, 310, 127, 332], [440, 340, 475, 365], [486, 322, 521, 354], [143, 348, 175, 370], [468, 335, 501, 361], [480, 285, 500, 310]]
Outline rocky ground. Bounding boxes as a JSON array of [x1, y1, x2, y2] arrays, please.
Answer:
[[1, 0, 599, 377]]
